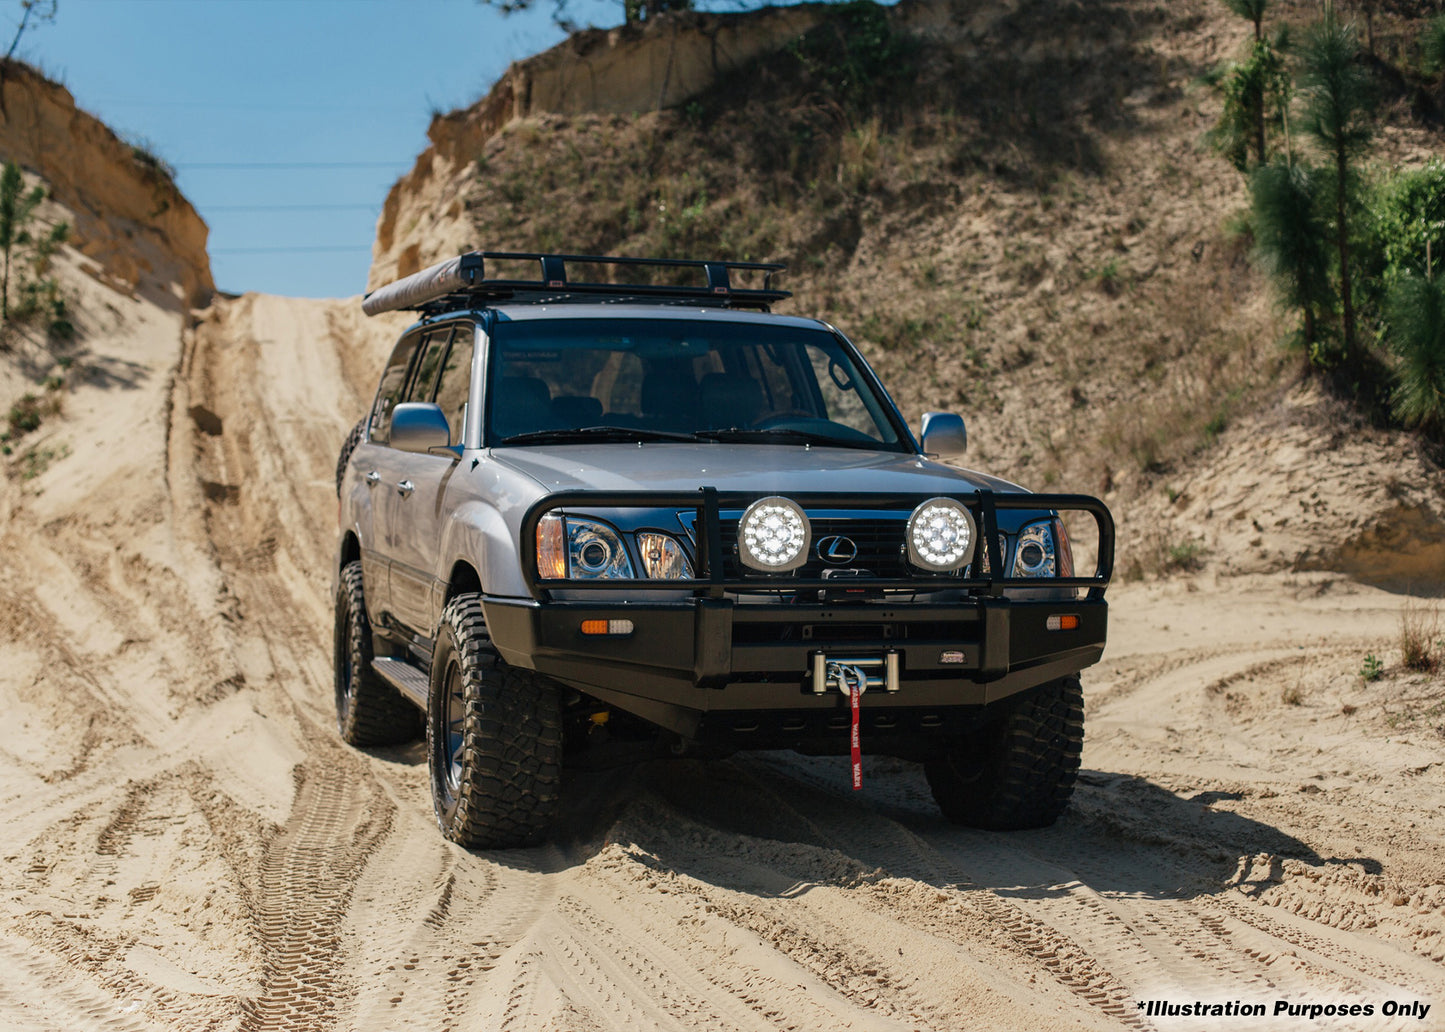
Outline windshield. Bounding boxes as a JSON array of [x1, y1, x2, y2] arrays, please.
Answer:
[[486, 318, 906, 450]]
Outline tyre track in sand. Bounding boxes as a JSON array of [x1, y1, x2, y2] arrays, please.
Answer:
[[239, 754, 392, 1031], [185, 295, 566, 1031], [185, 295, 407, 1031]]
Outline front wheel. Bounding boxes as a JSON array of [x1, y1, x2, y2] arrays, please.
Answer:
[[427, 594, 562, 849], [924, 674, 1084, 830]]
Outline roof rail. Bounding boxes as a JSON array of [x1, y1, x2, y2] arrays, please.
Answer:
[[361, 250, 789, 317]]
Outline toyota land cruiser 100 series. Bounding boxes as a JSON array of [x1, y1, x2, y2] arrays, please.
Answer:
[[334, 251, 1114, 849]]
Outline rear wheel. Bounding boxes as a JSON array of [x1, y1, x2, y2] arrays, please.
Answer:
[[334, 561, 417, 746], [335, 417, 366, 496], [924, 674, 1084, 830], [427, 594, 562, 849]]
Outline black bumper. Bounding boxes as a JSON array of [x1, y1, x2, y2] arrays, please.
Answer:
[[482, 594, 1107, 741]]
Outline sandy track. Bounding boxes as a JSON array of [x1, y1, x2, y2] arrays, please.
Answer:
[[1, 293, 1441, 1030]]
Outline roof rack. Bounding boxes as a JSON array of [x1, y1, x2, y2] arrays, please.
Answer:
[[361, 250, 789, 317]]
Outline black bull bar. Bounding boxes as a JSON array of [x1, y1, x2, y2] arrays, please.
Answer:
[[518, 487, 1114, 599]]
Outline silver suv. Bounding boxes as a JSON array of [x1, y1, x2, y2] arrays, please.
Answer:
[[334, 252, 1114, 848]]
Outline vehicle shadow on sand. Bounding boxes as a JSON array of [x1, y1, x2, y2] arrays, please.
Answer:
[[370, 746, 1381, 901], [537, 755, 1384, 904]]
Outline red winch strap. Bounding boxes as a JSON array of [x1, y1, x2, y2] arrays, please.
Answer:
[[850, 675, 862, 791]]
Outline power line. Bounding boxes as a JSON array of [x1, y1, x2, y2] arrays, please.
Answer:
[[96, 100, 418, 114], [177, 161, 403, 170], [204, 203, 382, 212], [212, 245, 374, 254]]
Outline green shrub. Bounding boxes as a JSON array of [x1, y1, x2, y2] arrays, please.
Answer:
[[1384, 272, 1445, 430], [1163, 541, 1205, 573], [788, 2, 916, 113], [19, 443, 67, 480], [6, 393, 43, 437], [1370, 160, 1445, 285], [0, 159, 70, 332], [1422, 14, 1445, 77]]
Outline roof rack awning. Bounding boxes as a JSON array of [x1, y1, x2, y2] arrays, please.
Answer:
[[361, 251, 788, 317], [361, 253, 484, 317]]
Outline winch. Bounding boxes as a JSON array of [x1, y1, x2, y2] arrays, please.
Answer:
[[810, 651, 900, 695]]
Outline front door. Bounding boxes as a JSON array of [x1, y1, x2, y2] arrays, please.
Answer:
[[378, 323, 474, 634]]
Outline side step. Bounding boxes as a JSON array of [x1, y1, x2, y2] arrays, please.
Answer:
[[372, 657, 430, 708]]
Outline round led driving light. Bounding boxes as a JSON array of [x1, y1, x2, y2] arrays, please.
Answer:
[[906, 497, 976, 572], [738, 496, 811, 573]]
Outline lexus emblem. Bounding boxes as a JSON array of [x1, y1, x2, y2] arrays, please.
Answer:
[[816, 535, 858, 565]]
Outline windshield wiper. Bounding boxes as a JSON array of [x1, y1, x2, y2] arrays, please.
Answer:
[[691, 427, 880, 450], [498, 426, 702, 445]]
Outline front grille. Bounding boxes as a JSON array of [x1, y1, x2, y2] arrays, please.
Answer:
[[679, 509, 1010, 581], [721, 516, 912, 579]]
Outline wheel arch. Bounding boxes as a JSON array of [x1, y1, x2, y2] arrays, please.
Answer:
[[445, 560, 482, 604], [433, 499, 526, 616], [340, 530, 362, 571]]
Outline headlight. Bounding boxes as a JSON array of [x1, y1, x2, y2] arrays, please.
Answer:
[[906, 497, 976, 571], [738, 496, 811, 572], [1011, 518, 1073, 578], [637, 532, 693, 579], [536, 514, 635, 579]]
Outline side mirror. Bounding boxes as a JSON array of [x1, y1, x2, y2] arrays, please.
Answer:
[[920, 411, 967, 461], [390, 402, 452, 454]]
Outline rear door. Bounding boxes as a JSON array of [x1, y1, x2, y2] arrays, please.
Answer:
[[353, 328, 425, 623]]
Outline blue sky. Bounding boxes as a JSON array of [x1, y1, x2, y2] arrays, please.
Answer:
[[15, 0, 620, 298]]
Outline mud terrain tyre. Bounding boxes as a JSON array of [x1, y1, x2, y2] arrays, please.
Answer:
[[334, 561, 418, 746], [335, 417, 365, 497], [924, 674, 1084, 830], [428, 594, 562, 849]]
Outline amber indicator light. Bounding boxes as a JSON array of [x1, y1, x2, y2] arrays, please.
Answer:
[[581, 619, 634, 636]]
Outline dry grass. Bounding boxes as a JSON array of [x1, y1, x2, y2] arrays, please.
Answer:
[[1400, 598, 1440, 672], [446, 0, 1430, 554]]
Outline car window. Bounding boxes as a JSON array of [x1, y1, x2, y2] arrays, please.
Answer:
[[370, 330, 424, 446], [805, 342, 889, 437], [590, 349, 645, 417], [405, 328, 452, 405], [434, 325, 474, 447], [487, 318, 904, 447]]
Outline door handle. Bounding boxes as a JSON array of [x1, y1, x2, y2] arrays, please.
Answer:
[[397, 480, 415, 497], [365, 471, 380, 486]]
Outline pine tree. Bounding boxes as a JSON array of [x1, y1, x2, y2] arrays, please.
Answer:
[[1385, 272, 1445, 430], [1295, 2, 1373, 367], [1223, 0, 1268, 42], [1250, 159, 1333, 355], [1214, 2, 1289, 170], [1422, 14, 1445, 78], [1214, 37, 1290, 170]]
